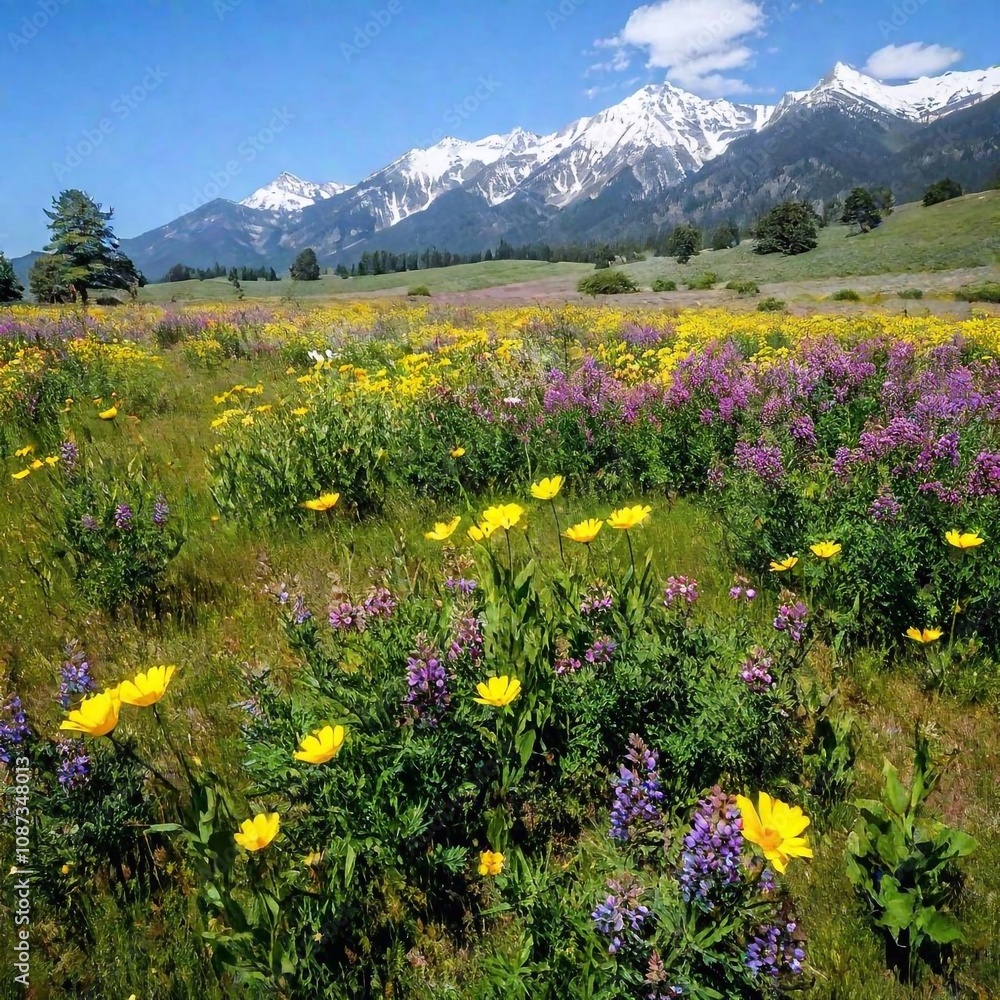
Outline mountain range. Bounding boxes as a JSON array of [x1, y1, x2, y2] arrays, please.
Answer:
[[13, 62, 1000, 283]]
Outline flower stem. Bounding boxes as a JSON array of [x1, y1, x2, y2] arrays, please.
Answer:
[[110, 734, 179, 794], [549, 499, 564, 564], [625, 531, 636, 579]]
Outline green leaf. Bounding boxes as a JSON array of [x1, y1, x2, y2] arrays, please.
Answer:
[[916, 909, 964, 944]]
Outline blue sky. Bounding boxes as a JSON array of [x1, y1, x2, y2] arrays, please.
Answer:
[[3, 0, 998, 256]]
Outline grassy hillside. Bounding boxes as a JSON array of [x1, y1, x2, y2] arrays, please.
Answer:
[[623, 191, 1000, 288], [139, 259, 593, 303]]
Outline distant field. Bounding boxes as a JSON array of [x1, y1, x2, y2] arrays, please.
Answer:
[[139, 259, 593, 303], [622, 191, 1000, 288]]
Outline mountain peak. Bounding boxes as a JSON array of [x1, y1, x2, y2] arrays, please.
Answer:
[[240, 173, 352, 212]]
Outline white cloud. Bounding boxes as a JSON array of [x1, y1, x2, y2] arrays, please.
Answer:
[[863, 42, 962, 80], [594, 0, 766, 96]]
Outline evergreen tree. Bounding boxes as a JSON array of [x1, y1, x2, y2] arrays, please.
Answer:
[[289, 248, 321, 281], [709, 222, 739, 251], [28, 254, 71, 303], [841, 188, 883, 233], [872, 185, 894, 217], [665, 224, 702, 264], [922, 178, 963, 207], [0, 252, 25, 302], [752, 201, 819, 256], [43, 190, 141, 304], [484, 249, 494, 262], [335, 264, 350, 279], [268, 267, 279, 282]]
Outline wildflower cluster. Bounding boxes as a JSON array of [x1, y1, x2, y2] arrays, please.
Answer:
[[678, 786, 744, 908], [610, 735, 664, 842]]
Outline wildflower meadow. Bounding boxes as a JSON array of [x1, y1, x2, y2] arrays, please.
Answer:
[[1, 300, 998, 998]]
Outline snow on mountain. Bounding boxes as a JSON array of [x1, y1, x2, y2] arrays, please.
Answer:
[[776, 62, 1000, 122], [240, 172, 353, 212]]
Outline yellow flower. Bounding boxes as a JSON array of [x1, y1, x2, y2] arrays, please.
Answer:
[[736, 791, 812, 874], [563, 518, 603, 544], [29, 459, 44, 470], [905, 627, 943, 644], [301, 492, 340, 512], [14, 445, 34, 458], [481, 503, 524, 531], [234, 812, 280, 852], [291, 406, 309, 417], [11, 469, 31, 481], [294, 724, 346, 764], [60, 863, 71, 875], [98, 406, 118, 420], [450, 447, 466, 458], [467, 524, 486, 542], [530, 475, 564, 501], [946, 530, 984, 550], [59, 688, 121, 738], [769, 556, 799, 572], [810, 541, 842, 560], [473, 675, 522, 707], [44, 455, 60, 466], [118, 665, 177, 707], [478, 849, 505, 876], [425, 516, 461, 541], [606, 505, 652, 531]]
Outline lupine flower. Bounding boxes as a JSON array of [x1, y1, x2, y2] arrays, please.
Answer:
[[81, 513, 100, 531], [473, 675, 521, 707], [362, 586, 396, 619], [478, 850, 504, 876], [746, 921, 807, 979], [234, 812, 280, 851], [580, 586, 613, 616], [56, 739, 91, 790], [773, 601, 809, 643], [736, 792, 812, 874], [610, 735, 664, 842], [59, 688, 121, 738], [554, 652, 582, 675], [607, 505, 651, 531], [869, 491, 902, 523], [60, 441, 79, 474], [291, 595, 312, 625], [530, 475, 563, 500], [152, 494, 169, 528], [425, 516, 461, 541], [584, 637, 617, 665], [294, 724, 346, 764], [448, 614, 483, 664], [114, 504, 133, 530], [328, 602, 366, 633], [729, 583, 757, 603], [592, 876, 650, 955], [300, 492, 340, 512], [0, 695, 31, 764], [563, 518, 603, 544], [404, 639, 451, 725], [678, 786, 744, 908], [118, 665, 176, 707], [663, 576, 699, 608], [905, 627, 943, 644], [740, 648, 776, 693], [445, 576, 478, 594], [58, 644, 96, 709]]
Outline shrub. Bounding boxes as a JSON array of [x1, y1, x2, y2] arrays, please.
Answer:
[[922, 178, 963, 207], [725, 280, 760, 296], [684, 272, 718, 291], [757, 297, 786, 312], [577, 271, 639, 296], [651, 278, 677, 292], [752, 201, 819, 256], [407, 285, 432, 297], [955, 282, 1000, 303], [831, 289, 861, 301], [898, 288, 924, 300]]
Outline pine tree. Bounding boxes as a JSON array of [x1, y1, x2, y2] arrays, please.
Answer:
[[709, 222, 739, 251], [0, 252, 24, 302], [28, 254, 71, 303], [922, 178, 963, 207], [289, 248, 321, 281], [841, 188, 883, 233], [43, 190, 141, 303], [752, 202, 819, 256], [665, 224, 702, 264]]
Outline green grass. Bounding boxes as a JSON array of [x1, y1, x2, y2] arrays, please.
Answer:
[[622, 191, 1000, 287], [139, 259, 594, 303]]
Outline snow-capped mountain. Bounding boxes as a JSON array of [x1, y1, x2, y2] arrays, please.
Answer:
[[240, 172, 353, 212], [91, 61, 1000, 280]]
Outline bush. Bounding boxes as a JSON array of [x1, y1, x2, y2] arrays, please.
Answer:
[[752, 201, 819, 256], [651, 278, 677, 292], [955, 283, 1000, 303], [684, 272, 718, 291], [922, 178, 963, 207], [577, 271, 639, 296], [757, 297, 786, 312], [725, 280, 760, 296], [407, 285, 431, 297], [831, 289, 861, 301], [898, 288, 924, 300]]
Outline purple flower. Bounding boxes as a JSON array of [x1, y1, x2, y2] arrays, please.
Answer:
[[591, 876, 650, 955], [448, 614, 483, 664], [580, 586, 614, 617], [555, 653, 583, 676], [746, 921, 807, 979], [678, 786, 744, 909], [729, 584, 757, 604], [114, 503, 133, 530], [610, 735, 664, 842], [584, 637, 617, 665], [80, 514, 100, 532], [362, 586, 396, 620], [0, 695, 31, 764], [445, 577, 478, 595], [291, 595, 312, 625], [403, 638, 451, 726], [740, 647, 776, 693], [57, 739, 91, 790], [869, 490, 902, 523], [328, 601, 367, 633], [663, 576, 699, 609], [152, 494, 169, 528], [58, 643, 96, 709], [60, 441, 79, 474], [734, 440, 785, 484], [773, 601, 809, 643]]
